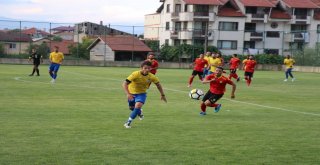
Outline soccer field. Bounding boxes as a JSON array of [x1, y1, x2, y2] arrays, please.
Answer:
[[0, 64, 319, 164]]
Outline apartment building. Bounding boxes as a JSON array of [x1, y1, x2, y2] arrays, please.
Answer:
[[144, 0, 320, 55]]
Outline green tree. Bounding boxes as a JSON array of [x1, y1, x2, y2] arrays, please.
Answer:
[[52, 36, 63, 42], [68, 37, 93, 60], [144, 40, 160, 52], [27, 42, 50, 58]]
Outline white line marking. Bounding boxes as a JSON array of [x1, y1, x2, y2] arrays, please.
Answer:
[[14, 77, 119, 91], [15, 70, 320, 117]]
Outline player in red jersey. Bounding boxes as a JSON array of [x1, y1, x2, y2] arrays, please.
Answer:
[[228, 54, 241, 82], [188, 54, 208, 87], [199, 67, 236, 115], [243, 55, 257, 86], [146, 53, 159, 75]]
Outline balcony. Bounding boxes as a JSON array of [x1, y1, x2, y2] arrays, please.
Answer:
[[246, 14, 267, 23], [244, 32, 264, 41], [284, 32, 310, 42], [290, 15, 311, 24]]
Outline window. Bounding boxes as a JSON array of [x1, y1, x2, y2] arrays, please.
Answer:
[[165, 22, 170, 30], [184, 4, 188, 12], [246, 7, 257, 14], [175, 4, 181, 13], [291, 25, 307, 33], [266, 31, 280, 38], [194, 39, 205, 46], [182, 22, 188, 31], [175, 22, 181, 31], [245, 23, 256, 32], [217, 40, 237, 49], [244, 41, 255, 49], [194, 5, 209, 12], [182, 40, 187, 44], [166, 4, 170, 13], [9, 43, 16, 49], [174, 39, 180, 46], [264, 49, 279, 55], [219, 22, 238, 31], [290, 42, 304, 50], [318, 25, 320, 33], [164, 40, 169, 46]]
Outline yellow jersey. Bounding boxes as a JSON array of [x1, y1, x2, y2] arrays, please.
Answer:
[[204, 55, 213, 67], [209, 58, 222, 72], [284, 58, 295, 68], [127, 71, 160, 94], [49, 51, 64, 64]]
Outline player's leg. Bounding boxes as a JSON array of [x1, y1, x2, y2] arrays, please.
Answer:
[[30, 64, 36, 76], [199, 91, 211, 115], [52, 64, 60, 80], [188, 70, 197, 87], [35, 64, 40, 76], [124, 94, 146, 128], [206, 94, 223, 112], [48, 64, 54, 79]]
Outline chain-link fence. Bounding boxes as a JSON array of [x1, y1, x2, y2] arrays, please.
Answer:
[[1, 20, 320, 66]]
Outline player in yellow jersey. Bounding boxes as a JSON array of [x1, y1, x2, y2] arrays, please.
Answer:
[[49, 46, 64, 83], [203, 51, 213, 78], [209, 53, 222, 74], [122, 61, 167, 128], [283, 55, 295, 82]]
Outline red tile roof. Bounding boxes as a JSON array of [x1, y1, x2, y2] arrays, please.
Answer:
[[217, 7, 245, 17], [282, 0, 318, 8], [50, 40, 75, 55], [183, 0, 226, 5], [0, 31, 32, 42], [239, 0, 275, 7], [22, 28, 50, 35], [310, 0, 320, 6], [270, 9, 291, 19], [89, 36, 151, 52]]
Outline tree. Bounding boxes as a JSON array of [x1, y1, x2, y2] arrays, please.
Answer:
[[52, 36, 63, 42], [68, 37, 93, 60], [27, 42, 50, 58], [0, 42, 4, 55]]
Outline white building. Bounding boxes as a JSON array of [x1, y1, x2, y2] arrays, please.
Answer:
[[144, 0, 320, 55]]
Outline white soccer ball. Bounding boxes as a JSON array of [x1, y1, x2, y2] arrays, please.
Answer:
[[189, 89, 204, 100]]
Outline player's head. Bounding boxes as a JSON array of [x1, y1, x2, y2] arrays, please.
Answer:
[[233, 54, 237, 57], [199, 54, 204, 58], [205, 51, 211, 56], [249, 55, 254, 60], [215, 66, 224, 76], [148, 53, 155, 60], [140, 61, 152, 75], [286, 55, 291, 59], [31, 48, 36, 53], [54, 46, 59, 52]]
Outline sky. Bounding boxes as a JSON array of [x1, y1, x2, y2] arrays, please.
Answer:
[[0, 0, 161, 26]]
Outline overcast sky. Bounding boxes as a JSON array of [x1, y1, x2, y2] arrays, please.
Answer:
[[0, 0, 161, 25]]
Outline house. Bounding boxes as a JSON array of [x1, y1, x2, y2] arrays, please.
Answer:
[[51, 26, 74, 40], [22, 27, 50, 39], [74, 21, 131, 43], [145, 0, 320, 55], [87, 35, 152, 61], [0, 31, 32, 54]]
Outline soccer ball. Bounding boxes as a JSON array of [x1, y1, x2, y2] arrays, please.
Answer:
[[189, 89, 204, 100]]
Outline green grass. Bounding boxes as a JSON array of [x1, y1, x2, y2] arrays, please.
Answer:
[[0, 64, 320, 165]]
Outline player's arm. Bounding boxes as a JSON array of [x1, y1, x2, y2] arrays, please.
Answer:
[[155, 82, 167, 103], [122, 79, 134, 100], [202, 75, 215, 84]]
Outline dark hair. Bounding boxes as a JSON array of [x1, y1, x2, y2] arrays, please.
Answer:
[[141, 61, 152, 67], [217, 66, 224, 70], [233, 54, 237, 57]]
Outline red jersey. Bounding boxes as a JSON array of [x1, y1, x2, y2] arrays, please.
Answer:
[[193, 58, 208, 72], [229, 57, 240, 69], [244, 59, 256, 73], [206, 73, 233, 94], [150, 59, 159, 74]]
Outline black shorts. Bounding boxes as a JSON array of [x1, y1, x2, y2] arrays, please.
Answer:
[[192, 70, 203, 76], [33, 62, 40, 66], [230, 69, 237, 74], [245, 72, 254, 78], [202, 90, 224, 104]]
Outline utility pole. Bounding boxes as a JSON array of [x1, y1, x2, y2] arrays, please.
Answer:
[[204, 22, 208, 53]]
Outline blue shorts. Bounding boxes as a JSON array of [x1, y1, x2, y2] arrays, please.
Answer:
[[49, 63, 61, 72], [128, 93, 147, 107]]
